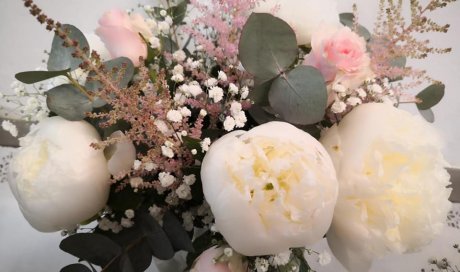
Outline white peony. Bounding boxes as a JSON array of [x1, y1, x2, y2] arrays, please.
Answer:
[[201, 121, 338, 256], [320, 103, 452, 272], [253, 0, 340, 45], [9, 116, 111, 232]]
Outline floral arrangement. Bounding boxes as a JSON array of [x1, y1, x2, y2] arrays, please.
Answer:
[[1, 0, 457, 271]]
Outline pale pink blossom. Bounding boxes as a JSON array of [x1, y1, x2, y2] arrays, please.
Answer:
[[304, 25, 373, 90], [96, 9, 152, 66], [192, 246, 246, 272]]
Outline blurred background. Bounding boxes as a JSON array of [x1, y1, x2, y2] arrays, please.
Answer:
[[0, 0, 459, 271]]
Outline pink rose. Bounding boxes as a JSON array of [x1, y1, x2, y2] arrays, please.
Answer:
[[192, 246, 246, 272], [96, 9, 152, 66], [304, 25, 373, 90]]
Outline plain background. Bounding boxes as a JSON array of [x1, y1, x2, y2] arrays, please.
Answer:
[[0, 0, 459, 271]]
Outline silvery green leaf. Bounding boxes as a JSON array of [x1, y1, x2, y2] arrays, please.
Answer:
[[418, 108, 435, 123], [85, 57, 134, 92], [15, 69, 70, 84], [48, 24, 89, 71], [269, 65, 327, 125], [239, 13, 298, 82], [416, 83, 445, 110], [46, 84, 93, 121]]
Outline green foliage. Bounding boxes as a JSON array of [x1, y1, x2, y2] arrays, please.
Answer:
[[160, 36, 179, 53], [15, 69, 70, 84], [46, 84, 93, 121], [416, 83, 445, 110], [48, 24, 89, 71], [135, 212, 175, 260], [186, 230, 215, 268], [340, 13, 371, 41], [60, 233, 122, 267], [247, 105, 283, 125], [249, 78, 274, 106], [170, 0, 189, 25], [419, 108, 435, 123], [162, 212, 194, 252], [107, 185, 144, 212], [85, 57, 135, 91], [268, 65, 327, 125], [182, 136, 205, 161], [60, 263, 92, 272], [239, 13, 298, 82]]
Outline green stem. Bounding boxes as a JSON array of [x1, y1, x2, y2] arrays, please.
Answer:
[[66, 73, 94, 101]]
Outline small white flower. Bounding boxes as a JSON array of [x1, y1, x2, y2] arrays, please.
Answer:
[[191, 149, 198, 155], [99, 217, 112, 231], [205, 78, 218, 87], [199, 109, 207, 117], [234, 111, 247, 128], [229, 83, 239, 95], [130, 177, 144, 188], [171, 74, 184, 82], [356, 88, 367, 98], [158, 21, 170, 33], [346, 97, 362, 107], [332, 83, 347, 93], [272, 250, 291, 266], [370, 83, 383, 94], [166, 110, 183, 122], [165, 16, 173, 25], [161, 145, 174, 158], [173, 50, 187, 62], [125, 209, 135, 219], [180, 107, 192, 117], [200, 138, 211, 152], [173, 64, 184, 75], [255, 257, 270, 272], [182, 211, 194, 231], [209, 86, 224, 103], [240, 86, 249, 99], [183, 174, 196, 186], [149, 37, 161, 49], [1, 120, 18, 137], [133, 160, 142, 170], [144, 162, 157, 171], [121, 218, 134, 228], [159, 9, 167, 17], [159, 172, 176, 187], [230, 101, 242, 117], [331, 101, 347, 114], [223, 116, 236, 131], [181, 131, 188, 137], [188, 82, 203, 97], [149, 205, 162, 221], [174, 93, 186, 105], [224, 247, 233, 257], [317, 251, 332, 266], [218, 71, 228, 82], [176, 184, 192, 199]]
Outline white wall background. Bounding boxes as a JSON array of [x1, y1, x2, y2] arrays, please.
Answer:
[[0, 1, 459, 272]]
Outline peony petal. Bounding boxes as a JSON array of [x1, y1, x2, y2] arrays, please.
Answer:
[[107, 131, 136, 177]]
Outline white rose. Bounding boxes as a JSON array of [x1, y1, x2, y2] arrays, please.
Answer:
[[9, 116, 110, 232], [201, 122, 338, 256], [320, 103, 452, 272], [253, 0, 340, 45]]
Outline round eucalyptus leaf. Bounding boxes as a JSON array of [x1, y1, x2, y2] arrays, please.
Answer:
[[419, 108, 435, 123], [46, 84, 93, 121], [249, 78, 276, 106], [269, 65, 327, 125], [60, 263, 92, 272], [239, 13, 298, 82], [48, 24, 89, 71], [416, 83, 445, 110], [85, 57, 135, 91]]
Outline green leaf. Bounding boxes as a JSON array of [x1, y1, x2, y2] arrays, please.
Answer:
[[15, 69, 70, 84], [60, 233, 122, 267], [107, 185, 144, 212], [419, 108, 435, 123], [186, 231, 214, 268], [239, 13, 298, 82], [268, 65, 327, 125], [182, 136, 204, 161], [339, 13, 371, 41], [48, 24, 89, 71], [162, 212, 194, 252], [416, 83, 445, 110], [160, 36, 179, 53], [249, 78, 275, 106], [46, 84, 93, 121], [248, 105, 283, 125], [390, 56, 406, 68], [136, 212, 175, 260], [60, 264, 92, 272], [170, 0, 188, 25], [85, 57, 135, 91]]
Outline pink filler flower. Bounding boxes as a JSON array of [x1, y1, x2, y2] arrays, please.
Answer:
[[96, 9, 152, 66], [304, 25, 373, 90]]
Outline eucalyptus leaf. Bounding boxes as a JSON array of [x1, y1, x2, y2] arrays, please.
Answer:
[[15, 69, 70, 84], [416, 83, 445, 110], [107, 185, 144, 212], [171, 0, 188, 25], [162, 212, 194, 252], [60, 263, 92, 272], [186, 230, 214, 268], [248, 105, 283, 125], [419, 108, 435, 123], [136, 212, 175, 260], [268, 65, 327, 125], [48, 24, 89, 71], [339, 13, 371, 41], [46, 84, 93, 121], [121, 241, 152, 272], [182, 136, 204, 161], [85, 57, 135, 91], [249, 78, 275, 106], [160, 36, 179, 53], [239, 13, 298, 82], [60, 233, 122, 267]]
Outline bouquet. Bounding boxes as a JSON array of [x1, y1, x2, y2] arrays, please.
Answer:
[[2, 0, 457, 271]]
